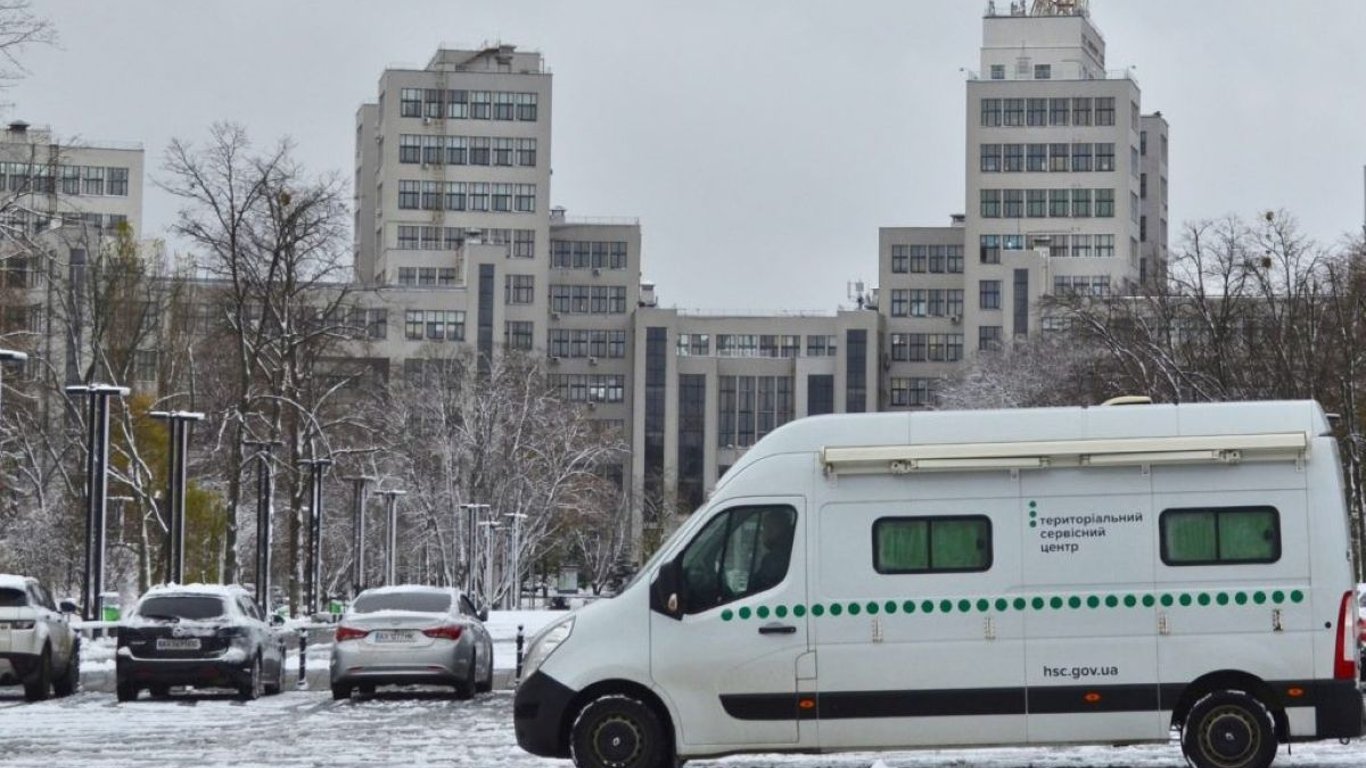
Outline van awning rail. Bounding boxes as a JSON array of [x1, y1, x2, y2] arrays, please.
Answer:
[[821, 432, 1310, 476]]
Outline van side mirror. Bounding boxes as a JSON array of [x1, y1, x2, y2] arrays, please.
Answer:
[[650, 559, 684, 620], [478, 607, 489, 622], [59, 599, 79, 615]]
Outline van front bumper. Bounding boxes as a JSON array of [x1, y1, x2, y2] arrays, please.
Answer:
[[514, 670, 576, 758]]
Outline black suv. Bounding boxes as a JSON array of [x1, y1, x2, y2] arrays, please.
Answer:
[[115, 585, 288, 702]]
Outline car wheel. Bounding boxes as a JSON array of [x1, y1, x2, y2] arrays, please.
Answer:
[[52, 642, 79, 697], [570, 695, 672, 768], [237, 656, 263, 701], [116, 678, 138, 703], [453, 655, 475, 700], [264, 656, 283, 695], [331, 683, 351, 701], [1180, 690, 1277, 768], [22, 647, 52, 702], [476, 650, 493, 694]]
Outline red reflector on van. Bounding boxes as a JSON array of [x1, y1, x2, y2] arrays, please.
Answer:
[[1084, 692, 1102, 704]]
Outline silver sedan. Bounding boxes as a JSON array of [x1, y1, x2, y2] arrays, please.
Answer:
[[329, 585, 494, 700]]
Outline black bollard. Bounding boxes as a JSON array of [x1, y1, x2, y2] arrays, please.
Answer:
[[297, 628, 308, 689], [515, 624, 525, 681]]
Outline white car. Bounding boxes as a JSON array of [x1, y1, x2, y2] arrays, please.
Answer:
[[0, 574, 80, 701]]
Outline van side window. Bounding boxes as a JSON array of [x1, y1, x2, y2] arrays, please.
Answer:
[[679, 505, 796, 614], [1160, 506, 1280, 565], [873, 516, 992, 574]]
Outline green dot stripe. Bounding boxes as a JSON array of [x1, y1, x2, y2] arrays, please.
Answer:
[[733, 588, 1301, 622]]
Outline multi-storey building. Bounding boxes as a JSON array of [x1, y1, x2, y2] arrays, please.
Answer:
[[0, 120, 145, 386], [881, 0, 1168, 410]]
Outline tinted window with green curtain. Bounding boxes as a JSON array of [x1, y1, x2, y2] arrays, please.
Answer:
[[1160, 506, 1280, 565], [874, 516, 992, 574]]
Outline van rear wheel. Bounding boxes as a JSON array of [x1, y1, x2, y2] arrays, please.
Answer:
[[571, 695, 671, 768], [1181, 690, 1277, 768]]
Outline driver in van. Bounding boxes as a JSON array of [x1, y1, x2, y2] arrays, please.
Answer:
[[749, 511, 794, 593]]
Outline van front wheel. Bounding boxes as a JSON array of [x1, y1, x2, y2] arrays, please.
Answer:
[[1181, 690, 1277, 768], [570, 695, 671, 768]]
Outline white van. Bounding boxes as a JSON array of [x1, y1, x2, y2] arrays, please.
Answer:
[[515, 400, 1363, 768]]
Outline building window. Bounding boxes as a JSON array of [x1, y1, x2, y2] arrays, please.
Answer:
[[400, 88, 422, 117], [493, 137, 514, 166], [398, 180, 419, 209], [493, 92, 516, 120], [446, 89, 469, 118], [1160, 506, 1280, 566], [981, 98, 1001, 127], [980, 144, 1001, 173], [1071, 143, 1093, 172], [1049, 143, 1070, 172], [1048, 189, 1070, 218], [979, 280, 1001, 310], [980, 235, 1001, 264], [1027, 98, 1047, 126], [108, 168, 129, 196], [1095, 234, 1116, 257], [514, 229, 535, 258], [891, 244, 910, 273], [1071, 188, 1092, 218], [1049, 97, 1069, 126], [873, 516, 992, 574], [470, 91, 492, 119], [421, 181, 441, 210], [1095, 188, 1115, 217], [516, 93, 538, 121], [514, 184, 536, 212], [492, 183, 513, 212], [1026, 143, 1047, 172], [990, 64, 1005, 80], [1071, 234, 1093, 258], [890, 289, 909, 317], [82, 166, 105, 196], [1002, 189, 1023, 219], [505, 274, 535, 305], [1095, 97, 1116, 126], [1026, 189, 1046, 218], [1003, 98, 1024, 126], [1003, 144, 1024, 172], [504, 321, 534, 350], [1095, 142, 1116, 172], [399, 135, 421, 163], [979, 325, 1002, 352], [909, 289, 927, 317], [947, 245, 964, 274], [446, 136, 468, 165], [1034, 64, 1051, 80], [980, 189, 1001, 218], [516, 138, 537, 166], [1072, 97, 1092, 126]]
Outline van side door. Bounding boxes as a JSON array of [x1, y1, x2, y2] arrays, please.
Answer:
[[650, 498, 810, 751]]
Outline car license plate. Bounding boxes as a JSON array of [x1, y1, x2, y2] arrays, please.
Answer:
[[371, 630, 416, 644], [155, 638, 201, 651]]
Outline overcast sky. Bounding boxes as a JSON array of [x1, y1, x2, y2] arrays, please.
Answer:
[[10, 0, 1366, 312]]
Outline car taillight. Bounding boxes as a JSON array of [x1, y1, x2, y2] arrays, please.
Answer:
[[1334, 591, 1357, 680], [422, 625, 463, 641], [335, 625, 369, 642]]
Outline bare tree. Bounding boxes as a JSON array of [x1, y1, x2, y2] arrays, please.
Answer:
[[0, 1, 54, 87]]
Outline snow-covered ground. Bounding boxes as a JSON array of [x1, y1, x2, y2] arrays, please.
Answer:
[[0, 609, 1361, 767]]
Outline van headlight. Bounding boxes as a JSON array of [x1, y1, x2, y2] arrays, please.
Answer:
[[521, 616, 574, 680]]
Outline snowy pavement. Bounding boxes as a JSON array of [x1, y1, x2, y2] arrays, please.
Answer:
[[1, 686, 1363, 768]]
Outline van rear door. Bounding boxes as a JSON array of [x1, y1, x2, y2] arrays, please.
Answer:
[[650, 498, 809, 751]]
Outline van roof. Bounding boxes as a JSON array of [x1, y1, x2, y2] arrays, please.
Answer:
[[719, 400, 1330, 488]]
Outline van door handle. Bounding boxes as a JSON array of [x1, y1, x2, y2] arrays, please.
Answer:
[[758, 623, 797, 635]]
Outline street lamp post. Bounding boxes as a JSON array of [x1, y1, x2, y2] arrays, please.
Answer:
[[377, 489, 406, 586], [66, 383, 129, 622], [504, 512, 528, 609], [243, 439, 282, 608], [478, 520, 501, 609], [0, 348, 27, 416], [342, 476, 372, 597], [298, 458, 333, 615], [150, 410, 205, 585], [457, 503, 489, 597]]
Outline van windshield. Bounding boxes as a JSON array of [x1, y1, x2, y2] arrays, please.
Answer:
[[622, 511, 708, 593]]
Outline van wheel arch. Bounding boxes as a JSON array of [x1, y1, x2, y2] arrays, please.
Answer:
[[563, 680, 676, 763], [1171, 671, 1288, 742]]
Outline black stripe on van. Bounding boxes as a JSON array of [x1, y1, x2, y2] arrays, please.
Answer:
[[720, 681, 1327, 721]]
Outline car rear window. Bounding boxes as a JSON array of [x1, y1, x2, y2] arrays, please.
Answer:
[[136, 595, 228, 620], [0, 588, 27, 608], [352, 591, 451, 614]]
